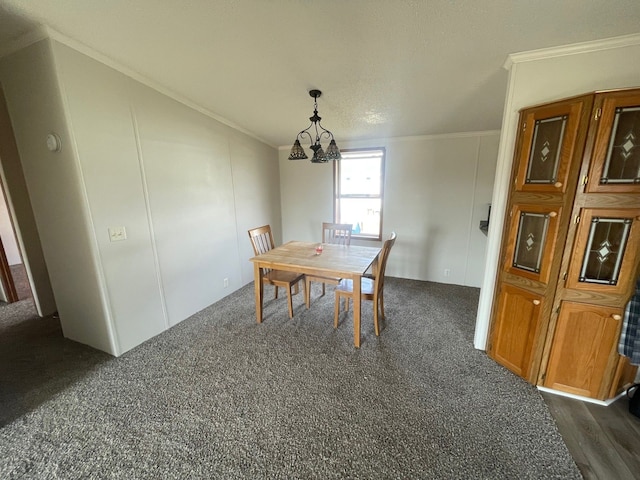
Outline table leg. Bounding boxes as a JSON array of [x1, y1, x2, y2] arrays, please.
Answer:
[[353, 273, 361, 348], [253, 263, 264, 323]]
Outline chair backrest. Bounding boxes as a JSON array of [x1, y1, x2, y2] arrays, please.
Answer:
[[248, 225, 276, 256], [374, 232, 397, 294], [322, 222, 353, 245]]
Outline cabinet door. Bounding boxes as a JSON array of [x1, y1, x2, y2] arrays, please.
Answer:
[[515, 98, 591, 193], [489, 284, 544, 381], [566, 208, 640, 295], [586, 90, 640, 193], [543, 301, 622, 399], [503, 204, 562, 284]]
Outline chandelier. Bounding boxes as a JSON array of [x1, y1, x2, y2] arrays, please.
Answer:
[[288, 89, 341, 163]]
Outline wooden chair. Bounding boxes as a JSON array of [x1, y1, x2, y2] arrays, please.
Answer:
[[305, 222, 353, 308], [334, 232, 397, 336], [248, 225, 305, 319]]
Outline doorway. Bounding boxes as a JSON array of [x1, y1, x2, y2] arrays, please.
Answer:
[[0, 83, 38, 308], [0, 172, 31, 303]]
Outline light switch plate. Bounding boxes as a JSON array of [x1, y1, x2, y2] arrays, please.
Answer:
[[108, 226, 127, 242]]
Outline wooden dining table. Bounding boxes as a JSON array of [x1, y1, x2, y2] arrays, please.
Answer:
[[250, 241, 382, 348]]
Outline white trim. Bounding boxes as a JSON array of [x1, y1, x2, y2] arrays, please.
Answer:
[[277, 130, 502, 151], [473, 64, 520, 351], [537, 386, 625, 406], [32, 27, 274, 149], [130, 105, 170, 331], [504, 33, 640, 70]]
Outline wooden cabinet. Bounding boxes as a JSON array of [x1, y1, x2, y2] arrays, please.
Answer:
[[543, 302, 623, 399], [585, 90, 640, 194], [514, 99, 588, 194], [489, 88, 640, 401], [503, 204, 563, 284], [565, 207, 640, 295], [488, 93, 593, 386], [491, 284, 544, 381]]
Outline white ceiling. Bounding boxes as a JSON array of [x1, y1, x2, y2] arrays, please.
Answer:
[[1, 0, 639, 148]]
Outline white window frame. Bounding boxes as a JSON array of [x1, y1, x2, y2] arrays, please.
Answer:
[[333, 148, 385, 241]]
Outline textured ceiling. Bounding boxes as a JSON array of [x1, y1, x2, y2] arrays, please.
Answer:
[[1, 1, 639, 147]]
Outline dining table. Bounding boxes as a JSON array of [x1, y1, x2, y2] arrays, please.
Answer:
[[250, 240, 382, 348]]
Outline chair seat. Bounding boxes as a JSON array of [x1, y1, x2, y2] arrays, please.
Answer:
[[306, 274, 342, 285], [336, 277, 375, 296], [265, 270, 304, 284]]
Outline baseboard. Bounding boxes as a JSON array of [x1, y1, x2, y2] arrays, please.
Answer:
[[537, 386, 625, 406]]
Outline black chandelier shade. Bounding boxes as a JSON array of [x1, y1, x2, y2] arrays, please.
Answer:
[[288, 89, 341, 163]]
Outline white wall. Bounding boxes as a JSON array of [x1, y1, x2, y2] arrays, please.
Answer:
[[475, 33, 640, 350], [0, 40, 74, 320], [0, 38, 281, 355], [279, 132, 499, 288]]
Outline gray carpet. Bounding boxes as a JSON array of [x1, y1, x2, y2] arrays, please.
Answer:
[[9, 263, 33, 301], [0, 278, 581, 479]]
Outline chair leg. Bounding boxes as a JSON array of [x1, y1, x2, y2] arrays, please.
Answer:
[[373, 293, 380, 336], [274, 286, 278, 299], [379, 291, 385, 320], [287, 286, 294, 319], [321, 282, 326, 296], [334, 293, 340, 328], [301, 279, 306, 310], [305, 278, 311, 308]]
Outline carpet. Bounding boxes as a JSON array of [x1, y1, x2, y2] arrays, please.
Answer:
[[9, 263, 32, 301], [0, 278, 581, 479]]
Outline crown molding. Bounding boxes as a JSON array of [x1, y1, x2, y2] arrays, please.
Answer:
[[503, 32, 640, 70], [277, 129, 501, 150]]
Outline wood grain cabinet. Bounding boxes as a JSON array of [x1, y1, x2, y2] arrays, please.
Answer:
[[543, 302, 623, 399], [489, 88, 640, 401], [491, 284, 544, 382]]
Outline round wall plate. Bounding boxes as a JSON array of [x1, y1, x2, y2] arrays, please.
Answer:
[[46, 133, 61, 152]]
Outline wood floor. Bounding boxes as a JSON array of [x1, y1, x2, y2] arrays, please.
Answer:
[[542, 391, 640, 480]]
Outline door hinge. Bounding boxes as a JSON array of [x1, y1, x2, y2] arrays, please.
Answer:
[[540, 372, 546, 382], [594, 107, 602, 121], [522, 122, 526, 131], [562, 272, 567, 280], [556, 306, 561, 314], [581, 175, 588, 185], [574, 215, 580, 224]]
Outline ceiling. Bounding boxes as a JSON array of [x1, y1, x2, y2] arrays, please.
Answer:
[[0, 1, 639, 148]]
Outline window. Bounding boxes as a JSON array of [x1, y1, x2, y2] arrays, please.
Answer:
[[334, 148, 385, 240]]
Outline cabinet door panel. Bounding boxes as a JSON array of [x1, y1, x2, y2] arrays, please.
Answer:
[[543, 302, 622, 399], [490, 284, 543, 381], [515, 99, 591, 193], [587, 92, 640, 193], [503, 204, 562, 284], [566, 208, 640, 294]]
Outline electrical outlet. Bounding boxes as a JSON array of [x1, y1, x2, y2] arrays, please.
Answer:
[[223, 278, 229, 288], [444, 269, 451, 277], [108, 226, 127, 242]]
